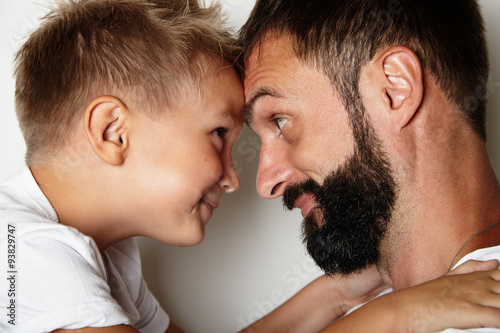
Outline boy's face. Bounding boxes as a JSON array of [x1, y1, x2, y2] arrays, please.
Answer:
[[127, 66, 244, 246]]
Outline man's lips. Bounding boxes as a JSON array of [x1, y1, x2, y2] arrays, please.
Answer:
[[293, 194, 317, 218]]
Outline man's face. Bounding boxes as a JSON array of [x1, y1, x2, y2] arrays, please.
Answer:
[[244, 35, 396, 275]]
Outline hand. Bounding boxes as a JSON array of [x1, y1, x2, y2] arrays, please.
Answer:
[[388, 259, 500, 332]]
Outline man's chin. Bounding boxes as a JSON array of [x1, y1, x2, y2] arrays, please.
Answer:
[[303, 219, 381, 276]]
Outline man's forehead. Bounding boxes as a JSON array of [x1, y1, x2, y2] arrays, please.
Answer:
[[243, 35, 299, 98], [243, 35, 303, 126], [245, 33, 296, 71]]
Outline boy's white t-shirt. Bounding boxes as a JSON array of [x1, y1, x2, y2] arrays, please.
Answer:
[[0, 167, 170, 333]]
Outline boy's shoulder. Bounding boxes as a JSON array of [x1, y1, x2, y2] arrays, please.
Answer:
[[0, 167, 57, 221], [0, 167, 102, 266], [0, 169, 146, 330]]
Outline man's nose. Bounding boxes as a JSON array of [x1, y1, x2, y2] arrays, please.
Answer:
[[256, 144, 294, 199]]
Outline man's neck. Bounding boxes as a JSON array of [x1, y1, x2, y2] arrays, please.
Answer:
[[379, 145, 500, 291]]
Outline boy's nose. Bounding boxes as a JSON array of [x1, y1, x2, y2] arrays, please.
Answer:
[[219, 160, 240, 193]]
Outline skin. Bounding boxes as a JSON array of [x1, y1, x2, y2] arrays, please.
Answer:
[[244, 40, 355, 201], [243, 32, 500, 331], [244, 33, 500, 290], [33, 65, 244, 251], [34, 34, 500, 333], [43, 53, 500, 333]]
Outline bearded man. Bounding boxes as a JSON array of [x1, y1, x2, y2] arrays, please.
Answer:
[[240, 0, 500, 331]]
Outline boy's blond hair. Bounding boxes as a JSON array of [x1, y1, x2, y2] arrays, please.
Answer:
[[14, 0, 241, 164]]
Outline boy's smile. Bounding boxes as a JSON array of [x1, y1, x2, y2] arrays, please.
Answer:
[[199, 191, 222, 225], [200, 195, 220, 214]]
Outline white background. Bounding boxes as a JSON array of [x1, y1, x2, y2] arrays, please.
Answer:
[[1, 1, 499, 332]]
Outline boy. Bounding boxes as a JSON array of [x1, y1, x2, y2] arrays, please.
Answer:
[[2, 0, 500, 332], [0, 0, 242, 331]]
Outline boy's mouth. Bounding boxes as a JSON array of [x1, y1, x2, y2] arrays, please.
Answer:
[[200, 196, 220, 212]]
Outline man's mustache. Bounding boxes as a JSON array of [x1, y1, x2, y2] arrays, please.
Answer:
[[282, 178, 321, 211]]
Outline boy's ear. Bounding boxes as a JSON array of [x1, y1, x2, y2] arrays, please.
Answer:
[[373, 46, 423, 132], [84, 96, 130, 166]]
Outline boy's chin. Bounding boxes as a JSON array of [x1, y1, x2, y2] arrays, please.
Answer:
[[184, 225, 206, 247], [148, 221, 206, 247]]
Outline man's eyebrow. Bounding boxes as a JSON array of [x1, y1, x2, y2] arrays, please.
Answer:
[[244, 87, 283, 125]]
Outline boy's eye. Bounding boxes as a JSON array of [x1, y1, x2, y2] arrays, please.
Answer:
[[213, 127, 228, 140], [275, 117, 288, 131]]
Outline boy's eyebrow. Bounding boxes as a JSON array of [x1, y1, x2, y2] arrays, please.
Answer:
[[218, 105, 243, 127], [244, 87, 283, 125]]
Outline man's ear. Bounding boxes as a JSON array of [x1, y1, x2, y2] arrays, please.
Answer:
[[84, 96, 130, 166], [374, 46, 423, 131]]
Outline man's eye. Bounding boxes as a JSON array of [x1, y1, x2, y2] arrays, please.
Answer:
[[276, 117, 288, 131], [213, 127, 228, 139]]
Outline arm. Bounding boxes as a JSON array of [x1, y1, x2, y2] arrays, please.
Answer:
[[52, 325, 139, 333], [321, 259, 500, 333], [51, 320, 184, 333], [240, 266, 388, 333], [242, 260, 500, 333]]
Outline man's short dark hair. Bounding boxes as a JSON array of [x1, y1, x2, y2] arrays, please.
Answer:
[[240, 0, 489, 141]]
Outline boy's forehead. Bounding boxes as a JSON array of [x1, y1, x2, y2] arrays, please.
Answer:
[[187, 64, 244, 123]]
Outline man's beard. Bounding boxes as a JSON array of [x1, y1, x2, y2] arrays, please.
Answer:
[[283, 116, 396, 276]]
